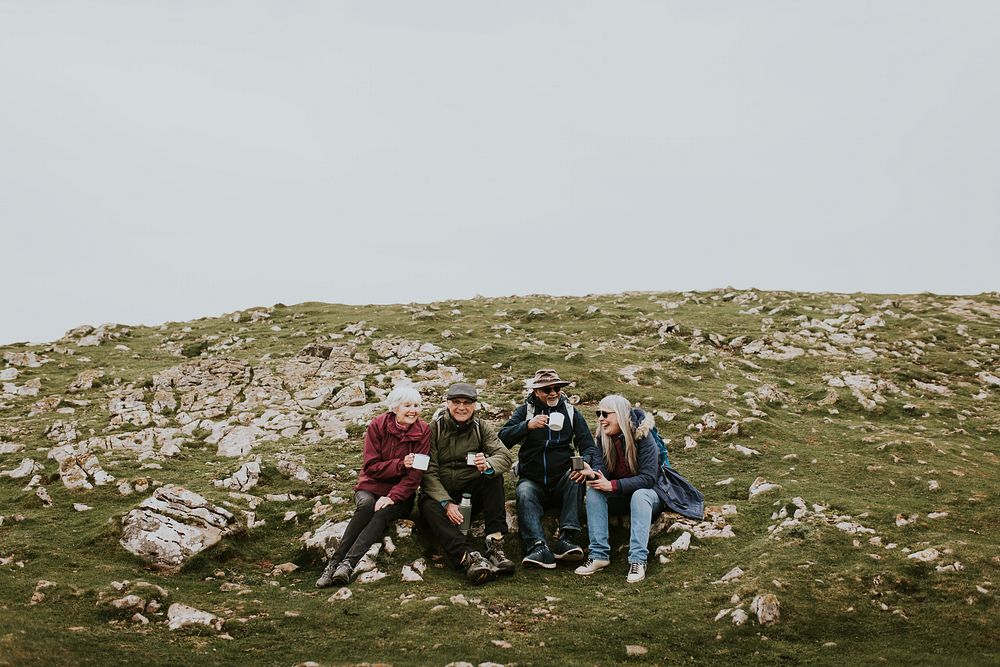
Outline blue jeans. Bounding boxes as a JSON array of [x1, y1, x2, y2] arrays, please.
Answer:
[[515, 471, 582, 549], [585, 487, 660, 563]]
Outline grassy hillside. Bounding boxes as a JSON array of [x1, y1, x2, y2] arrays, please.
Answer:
[[1, 290, 997, 666]]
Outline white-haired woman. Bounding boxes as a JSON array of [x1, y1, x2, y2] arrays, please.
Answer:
[[572, 394, 664, 583], [316, 385, 430, 587]]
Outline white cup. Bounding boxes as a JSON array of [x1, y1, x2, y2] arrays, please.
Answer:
[[412, 453, 430, 471], [467, 452, 478, 466], [548, 412, 565, 431]]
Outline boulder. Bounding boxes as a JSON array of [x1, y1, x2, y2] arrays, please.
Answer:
[[120, 485, 237, 571], [166, 603, 224, 632], [751, 594, 781, 625]]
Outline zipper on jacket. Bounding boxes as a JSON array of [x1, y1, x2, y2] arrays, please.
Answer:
[[542, 406, 551, 486]]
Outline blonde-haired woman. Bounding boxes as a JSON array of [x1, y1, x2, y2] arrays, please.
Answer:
[[572, 394, 664, 583]]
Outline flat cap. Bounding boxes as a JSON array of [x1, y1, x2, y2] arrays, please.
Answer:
[[446, 383, 478, 401]]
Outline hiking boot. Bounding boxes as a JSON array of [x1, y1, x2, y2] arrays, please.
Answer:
[[574, 558, 610, 576], [626, 561, 646, 583], [484, 535, 515, 575], [552, 530, 585, 561], [315, 559, 340, 588], [463, 550, 498, 585], [330, 560, 354, 585], [521, 541, 556, 569]]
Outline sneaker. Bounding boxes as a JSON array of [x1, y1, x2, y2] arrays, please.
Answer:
[[330, 560, 354, 585], [315, 559, 340, 588], [521, 541, 557, 569], [626, 561, 646, 583], [463, 550, 498, 585], [485, 535, 516, 575], [552, 531, 585, 561], [574, 558, 610, 576]]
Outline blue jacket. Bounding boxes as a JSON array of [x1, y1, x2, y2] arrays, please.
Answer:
[[498, 392, 597, 489], [590, 408, 659, 497], [592, 408, 705, 520]]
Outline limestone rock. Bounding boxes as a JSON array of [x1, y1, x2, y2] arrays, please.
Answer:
[[276, 458, 311, 483], [166, 603, 224, 632], [68, 369, 105, 393], [750, 594, 780, 625], [4, 351, 47, 367], [213, 457, 262, 492], [35, 487, 53, 506], [0, 441, 24, 454], [215, 425, 265, 457], [625, 645, 648, 657], [1, 458, 43, 479], [48, 444, 114, 489], [907, 548, 941, 563], [714, 566, 744, 584], [328, 587, 352, 601], [119, 485, 237, 571], [749, 477, 781, 500], [301, 519, 350, 553]]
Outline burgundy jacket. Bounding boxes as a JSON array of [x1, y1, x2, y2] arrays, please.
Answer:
[[355, 411, 431, 503]]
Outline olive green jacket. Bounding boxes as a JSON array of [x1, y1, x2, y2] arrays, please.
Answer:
[[420, 409, 514, 504]]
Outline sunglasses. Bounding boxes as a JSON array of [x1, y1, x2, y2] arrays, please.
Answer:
[[537, 386, 561, 395], [595, 410, 615, 418]]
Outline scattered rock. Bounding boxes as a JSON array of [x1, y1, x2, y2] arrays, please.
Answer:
[[328, 587, 353, 601], [166, 603, 224, 632], [907, 548, 941, 563], [119, 485, 237, 570], [750, 594, 780, 625], [748, 477, 781, 500]]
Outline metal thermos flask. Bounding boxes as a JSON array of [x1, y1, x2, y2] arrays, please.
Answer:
[[459, 493, 473, 535]]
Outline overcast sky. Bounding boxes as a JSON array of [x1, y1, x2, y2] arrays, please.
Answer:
[[2, 1, 998, 345]]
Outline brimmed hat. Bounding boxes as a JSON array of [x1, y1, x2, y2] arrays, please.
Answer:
[[526, 368, 571, 390], [446, 383, 478, 401]]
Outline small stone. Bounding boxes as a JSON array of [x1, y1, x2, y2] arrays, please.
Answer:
[[491, 640, 513, 649], [73, 503, 93, 512], [751, 594, 781, 625], [731, 609, 749, 625], [131, 613, 149, 625], [625, 644, 648, 657], [450, 594, 469, 606], [907, 548, 941, 563], [715, 566, 744, 583], [271, 562, 298, 575], [166, 603, 224, 632], [110, 595, 146, 611], [748, 477, 780, 500], [327, 588, 352, 601], [356, 569, 386, 583]]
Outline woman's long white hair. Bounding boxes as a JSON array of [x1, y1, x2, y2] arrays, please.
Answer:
[[595, 394, 637, 474]]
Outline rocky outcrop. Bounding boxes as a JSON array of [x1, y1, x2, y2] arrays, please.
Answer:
[[119, 485, 237, 571]]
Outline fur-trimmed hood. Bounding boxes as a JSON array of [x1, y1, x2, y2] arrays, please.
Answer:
[[631, 408, 655, 440]]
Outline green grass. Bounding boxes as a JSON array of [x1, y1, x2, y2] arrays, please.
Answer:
[[2, 289, 998, 666]]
